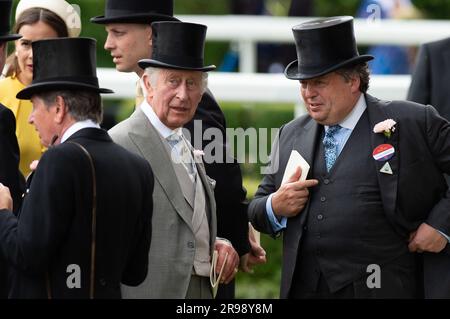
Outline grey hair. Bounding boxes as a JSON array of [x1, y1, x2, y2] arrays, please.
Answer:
[[335, 62, 371, 93], [144, 66, 209, 93], [37, 90, 103, 124]]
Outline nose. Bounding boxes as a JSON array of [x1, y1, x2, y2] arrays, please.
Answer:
[[28, 111, 34, 124], [176, 83, 188, 101], [302, 83, 317, 99], [104, 34, 114, 51]]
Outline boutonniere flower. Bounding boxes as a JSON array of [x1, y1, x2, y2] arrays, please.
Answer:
[[373, 119, 397, 138], [193, 149, 205, 157]]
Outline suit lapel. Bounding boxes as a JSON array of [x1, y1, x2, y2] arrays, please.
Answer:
[[366, 94, 399, 218], [128, 109, 194, 230], [292, 118, 320, 177], [292, 118, 321, 227], [194, 154, 217, 245]]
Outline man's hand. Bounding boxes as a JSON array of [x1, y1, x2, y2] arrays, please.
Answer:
[[0, 183, 13, 211], [240, 224, 267, 273], [408, 223, 448, 253], [271, 167, 318, 218], [214, 239, 239, 284]]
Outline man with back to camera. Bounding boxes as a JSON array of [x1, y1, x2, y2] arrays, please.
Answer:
[[0, 37, 154, 298]]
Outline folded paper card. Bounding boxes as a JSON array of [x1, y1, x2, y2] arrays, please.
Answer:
[[281, 150, 310, 184], [210, 250, 228, 298]]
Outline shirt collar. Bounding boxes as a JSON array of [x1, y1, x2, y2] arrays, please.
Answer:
[[325, 94, 367, 131], [61, 119, 101, 143], [140, 99, 182, 139]]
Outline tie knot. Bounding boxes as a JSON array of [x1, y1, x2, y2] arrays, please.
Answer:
[[166, 132, 182, 147], [327, 125, 341, 135]]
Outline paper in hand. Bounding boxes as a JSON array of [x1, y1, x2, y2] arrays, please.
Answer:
[[281, 150, 310, 185]]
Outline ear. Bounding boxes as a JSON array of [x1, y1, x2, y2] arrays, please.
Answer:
[[142, 73, 155, 100], [53, 95, 68, 124], [147, 26, 153, 47], [350, 74, 361, 94]]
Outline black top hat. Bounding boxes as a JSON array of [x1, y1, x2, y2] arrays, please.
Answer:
[[0, 0, 21, 41], [91, 0, 179, 24], [138, 22, 216, 72], [17, 38, 114, 100], [284, 16, 373, 80]]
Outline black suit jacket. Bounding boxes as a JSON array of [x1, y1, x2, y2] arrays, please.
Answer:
[[249, 94, 450, 298], [184, 89, 250, 256], [407, 37, 450, 121], [0, 103, 24, 298], [0, 128, 153, 298], [0, 104, 24, 212]]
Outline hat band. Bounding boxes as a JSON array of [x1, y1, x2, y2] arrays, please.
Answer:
[[152, 53, 204, 69], [32, 75, 99, 87], [105, 8, 165, 18]]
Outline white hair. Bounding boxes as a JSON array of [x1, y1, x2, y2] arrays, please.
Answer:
[[144, 66, 209, 93]]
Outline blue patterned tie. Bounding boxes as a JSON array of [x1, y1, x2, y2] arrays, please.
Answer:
[[323, 125, 342, 172]]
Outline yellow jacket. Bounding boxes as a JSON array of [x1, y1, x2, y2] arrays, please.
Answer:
[[0, 76, 45, 176]]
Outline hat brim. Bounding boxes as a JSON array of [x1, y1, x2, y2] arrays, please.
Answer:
[[284, 55, 374, 80], [138, 59, 216, 72], [90, 13, 179, 24], [0, 34, 22, 41], [17, 81, 114, 100]]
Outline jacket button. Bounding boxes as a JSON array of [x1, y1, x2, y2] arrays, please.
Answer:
[[187, 241, 195, 249], [317, 214, 324, 221], [320, 196, 326, 202], [99, 278, 107, 287], [323, 179, 330, 185], [303, 226, 307, 231]]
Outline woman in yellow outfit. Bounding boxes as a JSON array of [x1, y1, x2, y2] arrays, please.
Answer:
[[0, 0, 81, 176]]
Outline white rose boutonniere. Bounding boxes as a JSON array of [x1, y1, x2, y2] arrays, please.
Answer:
[[193, 149, 205, 157], [373, 119, 397, 138]]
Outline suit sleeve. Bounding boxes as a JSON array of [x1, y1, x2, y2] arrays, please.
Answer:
[[248, 128, 283, 237], [423, 105, 450, 234], [0, 148, 74, 274], [0, 106, 24, 213], [122, 161, 153, 286], [407, 43, 431, 105]]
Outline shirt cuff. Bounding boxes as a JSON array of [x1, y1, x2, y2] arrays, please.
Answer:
[[437, 230, 450, 243], [266, 193, 287, 233]]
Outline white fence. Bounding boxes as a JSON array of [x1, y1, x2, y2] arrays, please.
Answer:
[[99, 16, 444, 105], [178, 15, 450, 73], [98, 68, 411, 104]]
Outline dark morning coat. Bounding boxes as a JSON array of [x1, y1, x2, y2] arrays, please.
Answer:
[[407, 37, 450, 121], [249, 94, 450, 298], [0, 103, 24, 298], [0, 128, 154, 298]]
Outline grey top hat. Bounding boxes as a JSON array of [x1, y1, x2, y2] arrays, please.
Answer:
[[284, 16, 373, 80], [0, 0, 21, 41], [138, 21, 216, 72], [91, 0, 179, 24]]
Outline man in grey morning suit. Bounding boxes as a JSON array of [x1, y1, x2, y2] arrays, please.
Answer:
[[109, 21, 239, 299], [248, 16, 450, 299]]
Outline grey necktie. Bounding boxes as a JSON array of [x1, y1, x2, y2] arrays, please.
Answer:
[[166, 133, 196, 180]]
